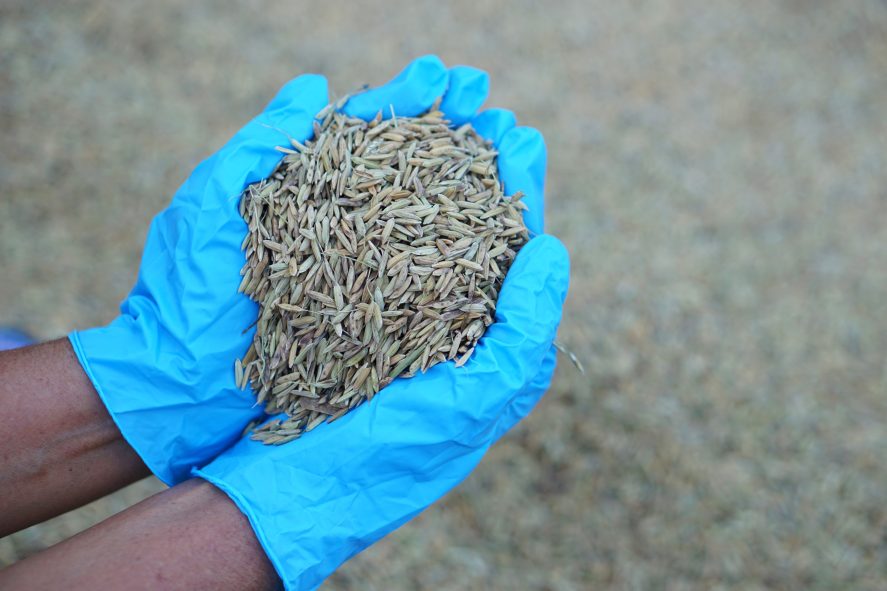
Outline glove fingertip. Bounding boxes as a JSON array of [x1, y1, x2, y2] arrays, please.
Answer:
[[343, 55, 449, 120], [440, 66, 490, 126], [471, 108, 517, 146], [406, 54, 448, 77], [265, 73, 330, 114]]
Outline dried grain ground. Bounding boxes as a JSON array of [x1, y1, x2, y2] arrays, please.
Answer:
[[1, 1, 886, 589]]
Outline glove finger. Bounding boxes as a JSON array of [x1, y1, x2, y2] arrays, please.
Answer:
[[342, 55, 449, 120], [490, 344, 558, 442], [497, 126, 547, 235], [439, 66, 489, 127], [424, 235, 570, 447], [470, 108, 517, 146], [479, 234, 569, 376], [263, 73, 329, 115]]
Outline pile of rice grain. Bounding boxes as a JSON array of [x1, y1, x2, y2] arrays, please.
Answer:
[[235, 98, 530, 444]]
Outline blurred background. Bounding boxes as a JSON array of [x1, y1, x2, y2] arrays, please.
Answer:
[[1, 1, 886, 589]]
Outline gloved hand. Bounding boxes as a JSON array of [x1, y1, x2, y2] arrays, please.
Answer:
[[68, 67, 337, 485], [194, 56, 570, 591]]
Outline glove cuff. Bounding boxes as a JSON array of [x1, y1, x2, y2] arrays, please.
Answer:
[[70, 313, 261, 485], [70, 319, 179, 483], [192, 467, 290, 586]]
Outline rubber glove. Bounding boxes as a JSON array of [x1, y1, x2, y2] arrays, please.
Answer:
[[194, 56, 570, 591]]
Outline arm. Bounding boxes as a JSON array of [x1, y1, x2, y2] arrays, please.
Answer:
[[0, 479, 279, 591], [0, 339, 148, 536]]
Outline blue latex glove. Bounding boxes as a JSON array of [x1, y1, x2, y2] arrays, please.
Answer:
[[68, 66, 333, 484], [194, 56, 570, 591]]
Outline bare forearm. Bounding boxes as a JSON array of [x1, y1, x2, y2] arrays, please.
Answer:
[[0, 478, 280, 591], [0, 338, 149, 536]]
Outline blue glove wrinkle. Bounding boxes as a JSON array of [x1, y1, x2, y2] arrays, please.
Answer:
[[470, 108, 517, 146], [439, 66, 489, 126], [342, 55, 448, 120]]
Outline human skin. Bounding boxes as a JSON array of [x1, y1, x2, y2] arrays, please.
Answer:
[[0, 339, 149, 536], [0, 478, 279, 590], [0, 340, 278, 588]]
